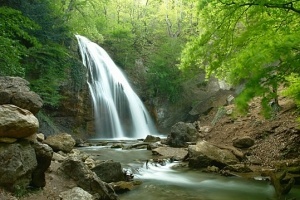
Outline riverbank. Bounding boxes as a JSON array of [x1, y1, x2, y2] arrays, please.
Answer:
[[1, 96, 299, 200], [202, 96, 299, 167]]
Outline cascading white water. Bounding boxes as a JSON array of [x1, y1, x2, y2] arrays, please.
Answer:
[[76, 35, 157, 139]]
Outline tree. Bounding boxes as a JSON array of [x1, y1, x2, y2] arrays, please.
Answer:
[[0, 6, 40, 76], [180, 0, 300, 117], [146, 37, 184, 102], [1, 0, 200, 106], [0, 1, 76, 107]]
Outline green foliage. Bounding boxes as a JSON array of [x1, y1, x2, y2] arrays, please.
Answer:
[[1, 0, 201, 109], [180, 0, 300, 114], [58, 0, 200, 102], [24, 43, 70, 107], [103, 25, 136, 68], [55, 0, 200, 101], [0, 6, 40, 76], [283, 73, 300, 111], [13, 183, 29, 198], [0, 6, 40, 46], [37, 111, 60, 133], [1, 1, 77, 107], [57, 0, 105, 43], [70, 59, 87, 92], [146, 37, 184, 102]]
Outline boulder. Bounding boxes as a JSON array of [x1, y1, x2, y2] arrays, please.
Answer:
[[109, 181, 135, 193], [59, 187, 94, 200], [212, 144, 244, 160], [147, 141, 164, 150], [52, 152, 67, 162], [75, 138, 86, 147], [0, 104, 39, 138], [0, 76, 43, 114], [44, 133, 76, 153], [166, 122, 198, 147], [36, 133, 45, 142], [31, 142, 53, 188], [189, 90, 233, 116], [84, 157, 96, 169], [0, 140, 37, 192], [206, 166, 219, 173], [152, 147, 188, 160], [24, 133, 38, 143], [199, 125, 212, 133], [144, 135, 161, 143], [59, 157, 119, 200], [0, 137, 17, 143], [91, 161, 126, 183], [188, 140, 239, 169], [232, 136, 255, 148], [111, 143, 124, 149]]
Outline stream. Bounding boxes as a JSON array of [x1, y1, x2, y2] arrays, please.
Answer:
[[80, 140, 300, 200]]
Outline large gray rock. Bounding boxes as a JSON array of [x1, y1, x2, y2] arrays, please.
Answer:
[[91, 161, 125, 183], [188, 140, 239, 169], [109, 181, 135, 193], [166, 122, 198, 147], [152, 147, 188, 160], [232, 136, 255, 148], [0, 76, 43, 114], [31, 142, 53, 188], [59, 157, 119, 200], [44, 133, 76, 153], [189, 90, 233, 116], [60, 187, 94, 200], [0, 140, 37, 192], [143, 135, 161, 143], [0, 104, 39, 138]]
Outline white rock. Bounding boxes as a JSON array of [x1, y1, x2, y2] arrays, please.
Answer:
[[59, 187, 93, 200]]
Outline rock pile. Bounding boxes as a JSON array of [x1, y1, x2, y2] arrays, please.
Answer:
[[0, 77, 51, 193], [0, 76, 121, 200]]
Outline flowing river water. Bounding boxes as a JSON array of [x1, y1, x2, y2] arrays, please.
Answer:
[[80, 140, 300, 200]]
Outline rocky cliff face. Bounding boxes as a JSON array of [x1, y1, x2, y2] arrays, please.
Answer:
[[44, 78, 95, 137], [37, 40, 96, 138], [153, 76, 234, 133], [127, 62, 235, 135]]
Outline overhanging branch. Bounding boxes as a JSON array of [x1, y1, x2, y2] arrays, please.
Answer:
[[219, 0, 300, 14]]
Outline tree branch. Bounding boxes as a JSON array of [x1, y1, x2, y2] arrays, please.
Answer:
[[219, 0, 300, 14]]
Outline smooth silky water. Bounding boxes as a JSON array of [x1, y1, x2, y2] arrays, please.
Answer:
[[76, 35, 157, 139], [80, 142, 300, 200]]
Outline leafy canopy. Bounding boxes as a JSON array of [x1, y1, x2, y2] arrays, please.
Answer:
[[180, 0, 300, 115], [61, 0, 199, 101], [0, 6, 40, 76], [0, 2, 73, 107]]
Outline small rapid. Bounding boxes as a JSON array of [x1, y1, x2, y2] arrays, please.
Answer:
[[127, 160, 276, 200], [79, 143, 300, 200]]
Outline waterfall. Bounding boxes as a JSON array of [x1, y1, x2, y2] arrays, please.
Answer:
[[76, 35, 157, 139]]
